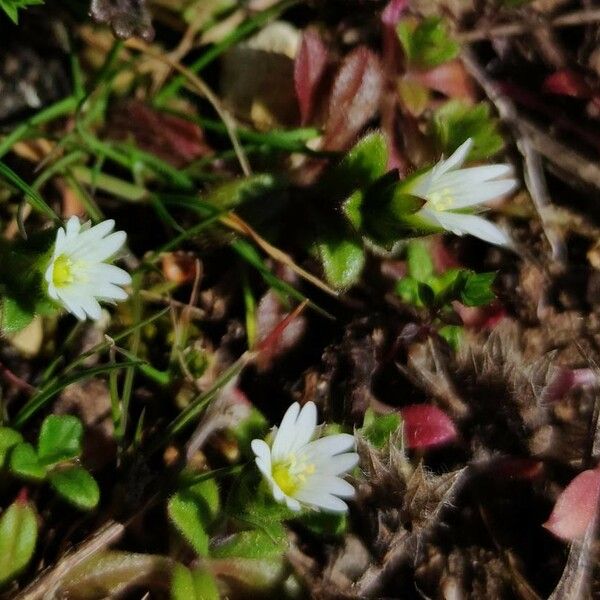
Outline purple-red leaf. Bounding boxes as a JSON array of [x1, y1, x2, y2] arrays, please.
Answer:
[[400, 404, 458, 449], [542, 367, 596, 404], [544, 469, 600, 541], [106, 100, 211, 168], [324, 46, 384, 151], [294, 29, 328, 125]]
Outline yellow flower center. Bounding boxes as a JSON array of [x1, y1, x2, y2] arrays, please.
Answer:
[[272, 455, 315, 497], [428, 187, 454, 211], [52, 254, 74, 287]]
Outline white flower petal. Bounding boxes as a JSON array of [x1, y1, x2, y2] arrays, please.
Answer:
[[79, 230, 126, 262], [88, 263, 132, 285], [442, 179, 518, 209], [313, 452, 359, 476], [295, 489, 349, 513], [56, 290, 86, 320], [301, 475, 355, 498], [251, 439, 272, 466], [285, 496, 302, 511], [288, 401, 317, 454], [65, 216, 81, 239], [302, 433, 356, 462], [436, 138, 472, 177], [432, 210, 512, 247], [271, 402, 300, 460]]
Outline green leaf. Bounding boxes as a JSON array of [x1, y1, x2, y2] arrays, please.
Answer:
[[299, 510, 347, 537], [361, 408, 402, 448], [0, 427, 23, 468], [233, 408, 268, 455], [171, 564, 220, 600], [0, 497, 38, 586], [37, 414, 83, 466], [49, 467, 100, 510], [460, 271, 496, 306], [168, 478, 220, 557], [318, 234, 365, 290], [212, 528, 287, 560], [395, 276, 422, 306], [397, 17, 459, 69], [203, 174, 279, 210], [0, 160, 57, 219], [342, 190, 364, 230], [432, 100, 504, 161], [0, 234, 56, 335], [327, 132, 388, 198], [406, 241, 433, 282], [9, 443, 46, 481], [438, 325, 463, 351]]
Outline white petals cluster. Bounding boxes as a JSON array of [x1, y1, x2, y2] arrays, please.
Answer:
[[410, 138, 518, 247], [45, 217, 131, 321], [251, 401, 359, 513]]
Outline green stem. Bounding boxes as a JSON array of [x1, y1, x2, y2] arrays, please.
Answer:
[[0, 96, 79, 159]]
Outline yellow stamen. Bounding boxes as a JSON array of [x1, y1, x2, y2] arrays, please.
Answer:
[[272, 456, 315, 497], [52, 254, 74, 287], [428, 188, 454, 211]]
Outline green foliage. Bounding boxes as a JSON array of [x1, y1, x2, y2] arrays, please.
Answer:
[[37, 415, 83, 466], [326, 131, 388, 199], [0, 427, 23, 468], [361, 407, 402, 449], [0, 0, 44, 23], [317, 233, 366, 290], [3, 415, 99, 510], [233, 407, 268, 455], [0, 497, 37, 587], [48, 468, 100, 511], [397, 17, 459, 69], [204, 173, 279, 210], [299, 511, 347, 537], [432, 101, 504, 161], [0, 233, 56, 335], [168, 478, 220, 557], [438, 324, 463, 351], [170, 564, 220, 600], [10, 443, 46, 481], [396, 242, 497, 311], [212, 528, 287, 560]]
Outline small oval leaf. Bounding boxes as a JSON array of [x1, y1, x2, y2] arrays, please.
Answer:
[[0, 496, 38, 586], [37, 414, 83, 466], [9, 443, 47, 481], [49, 467, 100, 510], [400, 404, 458, 449], [543, 469, 600, 541]]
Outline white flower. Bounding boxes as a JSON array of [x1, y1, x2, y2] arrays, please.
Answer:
[[251, 401, 359, 513], [45, 216, 131, 321], [409, 138, 518, 247]]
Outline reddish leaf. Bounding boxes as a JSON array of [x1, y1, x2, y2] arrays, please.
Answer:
[[400, 404, 458, 449], [544, 469, 600, 541], [324, 47, 384, 151], [543, 70, 592, 99], [255, 293, 307, 371], [455, 302, 507, 330], [412, 60, 475, 100], [106, 100, 211, 168], [542, 367, 596, 404], [381, 0, 408, 26], [294, 29, 329, 125]]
